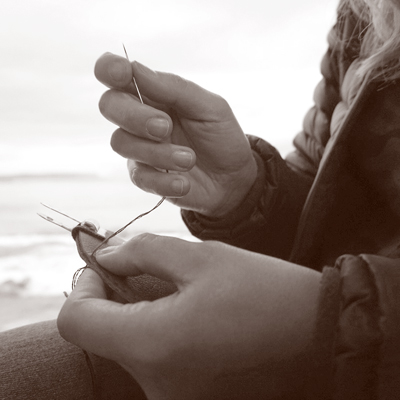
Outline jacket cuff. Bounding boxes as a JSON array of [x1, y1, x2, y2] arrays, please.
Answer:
[[334, 254, 400, 399], [307, 254, 400, 399]]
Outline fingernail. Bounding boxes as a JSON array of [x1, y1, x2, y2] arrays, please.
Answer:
[[146, 118, 169, 139], [108, 59, 127, 82], [172, 150, 192, 169], [172, 179, 184, 195]]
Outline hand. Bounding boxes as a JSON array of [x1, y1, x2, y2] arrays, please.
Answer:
[[94, 53, 257, 217], [58, 234, 321, 399]]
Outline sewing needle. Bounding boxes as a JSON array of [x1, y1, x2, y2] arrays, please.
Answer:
[[122, 44, 144, 104], [37, 213, 74, 232], [40, 203, 81, 223]]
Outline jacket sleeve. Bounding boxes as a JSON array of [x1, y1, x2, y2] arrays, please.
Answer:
[[307, 254, 400, 399], [181, 5, 355, 259]]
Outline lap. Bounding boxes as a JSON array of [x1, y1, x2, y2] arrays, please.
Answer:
[[0, 320, 146, 400]]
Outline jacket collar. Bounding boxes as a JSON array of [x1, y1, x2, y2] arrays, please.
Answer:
[[290, 73, 379, 267]]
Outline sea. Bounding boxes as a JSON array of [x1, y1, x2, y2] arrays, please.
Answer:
[[0, 172, 195, 297]]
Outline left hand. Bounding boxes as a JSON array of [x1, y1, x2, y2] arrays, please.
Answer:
[[94, 53, 257, 217], [58, 234, 320, 400]]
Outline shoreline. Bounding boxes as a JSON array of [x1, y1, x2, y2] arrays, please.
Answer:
[[0, 295, 66, 333]]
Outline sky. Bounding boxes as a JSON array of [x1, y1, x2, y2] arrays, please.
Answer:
[[0, 0, 338, 178]]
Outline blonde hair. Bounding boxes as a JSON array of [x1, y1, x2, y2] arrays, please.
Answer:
[[342, 0, 400, 80]]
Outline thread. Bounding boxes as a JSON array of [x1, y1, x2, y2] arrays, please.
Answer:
[[91, 196, 166, 255], [72, 266, 89, 290], [70, 196, 166, 290]]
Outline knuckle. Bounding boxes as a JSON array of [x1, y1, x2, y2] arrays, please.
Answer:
[[147, 145, 160, 164], [201, 240, 219, 250], [166, 73, 189, 105], [131, 232, 159, 252], [209, 94, 231, 117], [214, 94, 230, 110], [167, 72, 188, 88]]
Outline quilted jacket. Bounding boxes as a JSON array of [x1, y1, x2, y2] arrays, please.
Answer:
[[182, 2, 400, 399]]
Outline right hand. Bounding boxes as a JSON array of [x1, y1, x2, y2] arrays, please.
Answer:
[[95, 53, 257, 217], [58, 234, 320, 399]]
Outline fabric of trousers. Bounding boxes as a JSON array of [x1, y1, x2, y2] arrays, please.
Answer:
[[0, 320, 147, 400]]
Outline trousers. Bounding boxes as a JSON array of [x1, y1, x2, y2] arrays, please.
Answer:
[[0, 320, 147, 400]]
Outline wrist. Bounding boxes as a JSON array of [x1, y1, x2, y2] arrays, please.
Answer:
[[190, 151, 263, 222], [208, 156, 258, 218]]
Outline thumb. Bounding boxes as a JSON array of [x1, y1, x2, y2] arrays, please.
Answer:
[[132, 61, 229, 120], [95, 233, 199, 285]]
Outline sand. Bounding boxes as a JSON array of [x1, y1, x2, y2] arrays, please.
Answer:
[[0, 295, 66, 332]]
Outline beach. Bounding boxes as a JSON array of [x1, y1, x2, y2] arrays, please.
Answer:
[[0, 295, 65, 332]]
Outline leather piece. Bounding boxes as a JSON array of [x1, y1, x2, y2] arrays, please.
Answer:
[[71, 225, 177, 303]]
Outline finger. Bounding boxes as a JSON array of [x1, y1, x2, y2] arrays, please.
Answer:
[[94, 52, 133, 90], [95, 53, 170, 115], [96, 54, 231, 121], [70, 268, 108, 300], [132, 61, 231, 120], [128, 160, 191, 197], [57, 268, 154, 361], [99, 89, 172, 142], [111, 128, 195, 172], [95, 233, 201, 284]]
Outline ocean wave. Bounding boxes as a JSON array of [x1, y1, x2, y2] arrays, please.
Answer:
[[0, 246, 81, 296], [0, 233, 72, 248], [0, 230, 195, 247], [0, 231, 198, 296]]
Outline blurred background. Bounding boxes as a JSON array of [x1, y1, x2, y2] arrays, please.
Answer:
[[0, 0, 337, 331]]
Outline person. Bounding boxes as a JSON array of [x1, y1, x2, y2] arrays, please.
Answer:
[[2, 0, 400, 398]]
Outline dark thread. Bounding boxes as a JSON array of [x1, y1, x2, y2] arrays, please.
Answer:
[[71, 196, 167, 289], [72, 265, 89, 290], [82, 350, 101, 400], [91, 196, 166, 255]]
